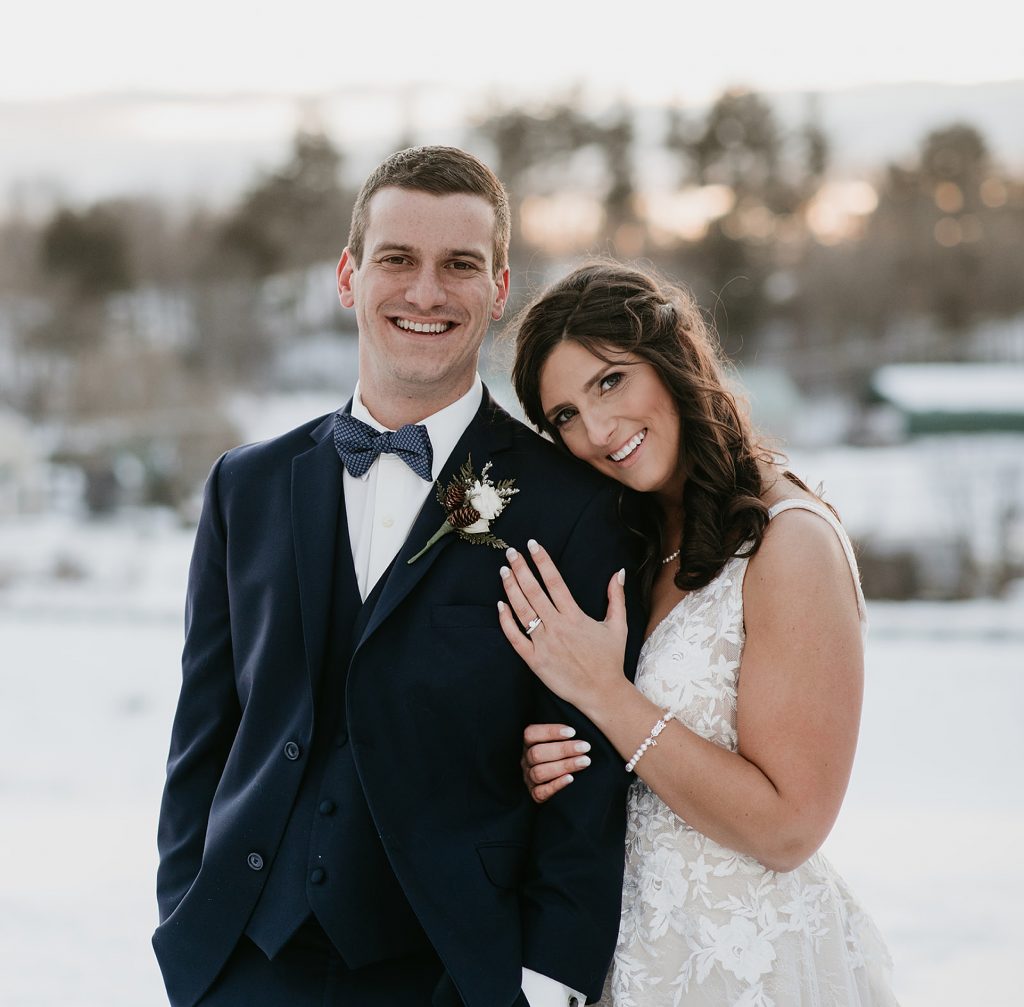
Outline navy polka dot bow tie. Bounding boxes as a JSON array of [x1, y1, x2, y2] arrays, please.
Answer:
[[332, 412, 434, 481]]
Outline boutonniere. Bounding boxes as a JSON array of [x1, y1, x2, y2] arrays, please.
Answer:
[[408, 455, 519, 564]]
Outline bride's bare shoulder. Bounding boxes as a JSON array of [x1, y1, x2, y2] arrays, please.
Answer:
[[758, 463, 822, 510], [748, 466, 858, 618]]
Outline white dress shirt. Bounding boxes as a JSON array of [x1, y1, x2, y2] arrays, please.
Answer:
[[343, 375, 484, 599], [342, 375, 585, 1007]]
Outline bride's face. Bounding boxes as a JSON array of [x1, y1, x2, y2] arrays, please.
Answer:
[[539, 340, 683, 499]]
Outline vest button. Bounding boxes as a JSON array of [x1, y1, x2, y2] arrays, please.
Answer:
[[318, 800, 336, 815], [283, 741, 302, 761], [310, 867, 326, 885], [247, 852, 264, 871]]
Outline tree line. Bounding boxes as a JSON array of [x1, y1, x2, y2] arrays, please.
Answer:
[[1, 89, 1021, 509]]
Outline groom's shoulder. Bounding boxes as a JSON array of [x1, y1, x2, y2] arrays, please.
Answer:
[[487, 401, 614, 502], [216, 411, 334, 482]]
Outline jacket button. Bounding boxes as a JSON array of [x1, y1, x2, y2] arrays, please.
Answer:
[[284, 741, 302, 761], [247, 852, 264, 871], [310, 867, 326, 885], [334, 731, 348, 748], [318, 800, 336, 815]]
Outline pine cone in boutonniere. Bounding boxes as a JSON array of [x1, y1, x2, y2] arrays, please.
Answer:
[[441, 481, 467, 512], [407, 455, 519, 564]]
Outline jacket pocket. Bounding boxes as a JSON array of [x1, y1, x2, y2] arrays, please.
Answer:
[[431, 605, 499, 629], [476, 841, 528, 889]]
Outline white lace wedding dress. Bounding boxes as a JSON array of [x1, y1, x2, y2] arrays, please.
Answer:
[[599, 499, 899, 1007]]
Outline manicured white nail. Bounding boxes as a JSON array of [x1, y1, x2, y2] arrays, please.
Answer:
[[497, 600, 505, 611], [574, 741, 591, 754], [527, 539, 539, 554], [500, 566, 511, 579], [506, 547, 518, 561], [576, 756, 591, 768], [617, 568, 626, 585], [559, 727, 576, 738], [564, 774, 574, 784]]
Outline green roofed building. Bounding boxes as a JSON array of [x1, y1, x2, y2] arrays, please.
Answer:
[[868, 364, 1024, 436]]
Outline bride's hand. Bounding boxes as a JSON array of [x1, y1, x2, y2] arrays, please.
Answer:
[[521, 724, 593, 803], [497, 539, 627, 715]]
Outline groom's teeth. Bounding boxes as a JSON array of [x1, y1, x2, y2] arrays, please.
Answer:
[[609, 430, 646, 462], [394, 318, 451, 333]]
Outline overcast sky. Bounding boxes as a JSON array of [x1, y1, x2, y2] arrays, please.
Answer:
[[8, 0, 1023, 103]]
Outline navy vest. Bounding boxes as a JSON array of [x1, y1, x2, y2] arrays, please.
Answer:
[[245, 490, 431, 965]]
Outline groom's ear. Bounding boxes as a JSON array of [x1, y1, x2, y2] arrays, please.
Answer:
[[337, 249, 356, 308], [491, 265, 510, 321]]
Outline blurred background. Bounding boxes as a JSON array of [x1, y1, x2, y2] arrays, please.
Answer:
[[2, 3, 1022, 1005]]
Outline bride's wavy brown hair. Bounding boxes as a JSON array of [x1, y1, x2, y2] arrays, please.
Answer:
[[512, 261, 794, 599]]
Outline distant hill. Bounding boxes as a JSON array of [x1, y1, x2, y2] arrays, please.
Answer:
[[3, 80, 1022, 215]]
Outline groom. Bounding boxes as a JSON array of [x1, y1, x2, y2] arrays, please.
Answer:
[[153, 146, 643, 1006]]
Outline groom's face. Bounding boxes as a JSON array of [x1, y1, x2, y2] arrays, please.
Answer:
[[337, 187, 510, 415]]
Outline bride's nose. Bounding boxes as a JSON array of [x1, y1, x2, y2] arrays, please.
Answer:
[[581, 412, 616, 450]]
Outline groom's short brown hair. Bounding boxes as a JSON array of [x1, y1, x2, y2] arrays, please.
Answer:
[[346, 145, 510, 277]]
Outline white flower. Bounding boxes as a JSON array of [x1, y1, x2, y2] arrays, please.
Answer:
[[468, 480, 504, 520], [707, 916, 776, 984], [462, 517, 490, 534]]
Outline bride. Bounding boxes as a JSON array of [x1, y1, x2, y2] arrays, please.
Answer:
[[496, 262, 899, 1005]]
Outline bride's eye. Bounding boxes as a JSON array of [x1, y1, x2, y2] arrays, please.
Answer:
[[552, 407, 576, 428], [600, 372, 623, 392]]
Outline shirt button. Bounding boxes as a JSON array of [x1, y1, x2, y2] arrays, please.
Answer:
[[310, 867, 326, 885], [283, 741, 301, 761], [382, 515, 394, 528], [318, 800, 336, 815], [247, 852, 264, 871]]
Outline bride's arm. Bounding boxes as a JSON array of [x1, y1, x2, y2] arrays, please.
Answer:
[[501, 512, 863, 873]]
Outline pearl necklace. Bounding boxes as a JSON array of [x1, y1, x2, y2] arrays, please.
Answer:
[[662, 548, 681, 566]]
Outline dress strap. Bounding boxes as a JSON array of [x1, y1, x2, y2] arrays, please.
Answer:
[[767, 498, 867, 626]]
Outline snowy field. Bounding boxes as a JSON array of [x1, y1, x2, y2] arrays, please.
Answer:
[[1, 515, 1022, 1006]]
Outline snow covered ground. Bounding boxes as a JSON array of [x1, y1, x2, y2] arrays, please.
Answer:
[[1, 516, 1022, 1006]]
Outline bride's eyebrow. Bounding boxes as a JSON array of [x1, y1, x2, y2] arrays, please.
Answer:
[[543, 364, 615, 421], [582, 363, 616, 393]]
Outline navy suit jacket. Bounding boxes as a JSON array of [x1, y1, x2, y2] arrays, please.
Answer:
[[153, 389, 645, 1007]]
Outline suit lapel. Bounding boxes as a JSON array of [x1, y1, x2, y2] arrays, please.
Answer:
[[291, 413, 348, 691], [356, 390, 516, 650]]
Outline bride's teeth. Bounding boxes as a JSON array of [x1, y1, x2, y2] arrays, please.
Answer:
[[610, 430, 646, 462]]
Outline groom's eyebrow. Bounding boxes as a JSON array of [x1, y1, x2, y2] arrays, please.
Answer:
[[369, 241, 487, 264], [448, 248, 487, 264], [370, 241, 415, 256]]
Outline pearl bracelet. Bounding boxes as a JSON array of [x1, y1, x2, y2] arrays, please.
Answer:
[[625, 710, 675, 772]]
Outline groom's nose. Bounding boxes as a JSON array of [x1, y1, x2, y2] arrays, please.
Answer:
[[404, 266, 448, 310]]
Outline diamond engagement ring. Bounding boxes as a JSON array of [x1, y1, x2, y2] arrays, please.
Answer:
[[525, 616, 543, 636]]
